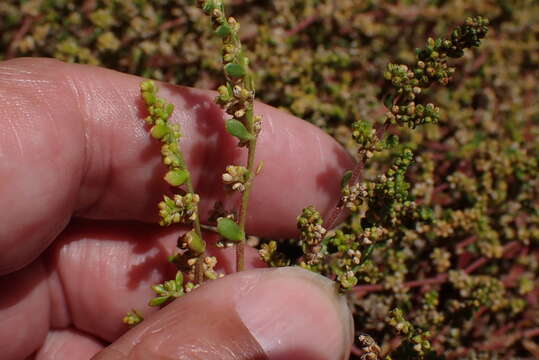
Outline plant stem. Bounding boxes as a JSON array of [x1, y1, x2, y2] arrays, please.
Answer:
[[181, 153, 205, 285], [236, 105, 257, 272], [324, 160, 366, 231], [324, 123, 389, 231], [197, 0, 260, 272], [353, 241, 520, 297]]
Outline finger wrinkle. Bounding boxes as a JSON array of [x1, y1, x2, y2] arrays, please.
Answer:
[[4, 109, 25, 156], [64, 72, 91, 196], [44, 248, 72, 328], [65, 71, 114, 216]]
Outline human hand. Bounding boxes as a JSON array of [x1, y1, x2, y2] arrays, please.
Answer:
[[0, 58, 354, 359]]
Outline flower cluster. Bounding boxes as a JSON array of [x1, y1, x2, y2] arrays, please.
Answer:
[[387, 308, 433, 358], [383, 16, 489, 129], [222, 165, 249, 192], [356, 333, 381, 360], [123, 81, 211, 324], [296, 206, 327, 267], [158, 193, 200, 226]]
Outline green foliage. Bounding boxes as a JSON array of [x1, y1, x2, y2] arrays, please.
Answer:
[[122, 309, 144, 328], [4, 1, 538, 358], [164, 169, 189, 187], [149, 271, 185, 307], [217, 217, 245, 243], [225, 119, 254, 142]]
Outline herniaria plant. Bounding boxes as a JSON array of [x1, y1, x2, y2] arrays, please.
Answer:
[[124, 3, 493, 358]]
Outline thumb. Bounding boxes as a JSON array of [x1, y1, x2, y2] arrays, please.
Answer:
[[93, 267, 354, 360]]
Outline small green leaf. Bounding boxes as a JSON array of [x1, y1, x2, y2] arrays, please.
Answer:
[[215, 24, 231, 37], [140, 80, 156, 93], [183, 230, 206, 254], [142, 91, 156, 105], [217, 217, 245, 242], [226, 119, 254, 141], [224, 63, 246, 78], [151, 284, 165, 294], [164, 279, 177, 292], [149, 296, 170, 307], [175, 271, 184, 286], [163, 195, 175, 207], [383, 93, 395, 109], [164, 169, 189, 187], [151, 122, 168, 139], [360, 243, 384, 266], [165, 103, 174, 118], [202, 0, 216, 12], [341, 170, 353, 188]]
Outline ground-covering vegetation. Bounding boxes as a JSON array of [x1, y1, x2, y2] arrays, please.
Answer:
[[2, 0, 538, 358]]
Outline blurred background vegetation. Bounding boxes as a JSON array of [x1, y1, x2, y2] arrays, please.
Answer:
[[1, 0, 538, 358]]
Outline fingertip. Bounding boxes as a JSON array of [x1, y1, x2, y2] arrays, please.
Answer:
[[235, 267, 354, 360], [96, 267, 353, 360]]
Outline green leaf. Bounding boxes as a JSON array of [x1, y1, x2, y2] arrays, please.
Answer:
[[217, 217, 244, 242], [149, 296, 170, 307], [150, 122, 168, 139], [164, 169, 189, 187], [175, 271, 184, 286], [140, 80, 156, 93], [184, 230, 205, 254], [383, 93, 395, 109], [226, 119, 254, 141], [224, 63, 246, 78], [215, 24, 231, 38], [359, 243, 386, 266], [341, 170, 353, 188], [142, 91, 156, 105], [151, 284, 165, 294], [202, 0, 216, 12], [165, 103, 174, 118]]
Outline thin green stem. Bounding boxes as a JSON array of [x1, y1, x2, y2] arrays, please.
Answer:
[[197, 0, 260, 272], [236, 105, 257, 271], [180, 153, 205, 284]]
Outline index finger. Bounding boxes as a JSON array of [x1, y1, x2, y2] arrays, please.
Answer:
[[0, 58, 353, 275]]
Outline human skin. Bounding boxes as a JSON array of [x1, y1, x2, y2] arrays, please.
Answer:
[[0, 58, 355, 359]]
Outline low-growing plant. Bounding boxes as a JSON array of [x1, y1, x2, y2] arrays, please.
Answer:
[[126, 2, 497, 358], [3, 1, 538, 358]]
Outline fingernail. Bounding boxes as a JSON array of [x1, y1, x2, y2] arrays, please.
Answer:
[[235, 267, 354, 360]]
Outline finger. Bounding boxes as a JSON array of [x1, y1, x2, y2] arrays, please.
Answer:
[[34, 328, 104, 360], [94, 267, 354, 360], [0, 219, 265, 358], [45, 219, 264, 342], [0, 58, 353, 275], [0, 260, 50, 360]]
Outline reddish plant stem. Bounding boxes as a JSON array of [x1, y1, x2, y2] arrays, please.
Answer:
[[381, 336, 403, 357], [354, 241, 520, 296], [456, 235, 477, 252], [478, 326, 539, 352], [160, 17, 186, 31], [325, 124, 390, 230], [285, 15, 319, 37], [324, 160, 366, 231], [350, 344, 364, 357], [236, 242, 245, 273], [6, 16, 37, 59], [524, 327, 539, 338]]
